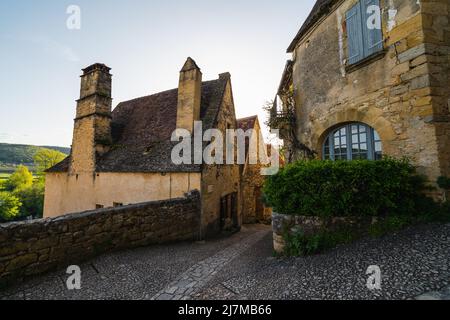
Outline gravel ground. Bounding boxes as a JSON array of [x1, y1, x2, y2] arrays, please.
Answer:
[[1, 223, 449, 300], [196, 223, 450, 300]]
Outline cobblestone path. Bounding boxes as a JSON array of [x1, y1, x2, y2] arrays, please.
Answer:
[[1, 223, 449, 300], [151, 228, 268, 300]]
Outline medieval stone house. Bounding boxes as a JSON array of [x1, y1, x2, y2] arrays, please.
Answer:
[[44, 58, 241, 238], [237, 116, 272, 224], [273, 0, 449, 196]]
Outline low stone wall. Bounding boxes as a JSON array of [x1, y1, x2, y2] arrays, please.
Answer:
[[272, 212, 374, 254], [0, 191, 201, 288]]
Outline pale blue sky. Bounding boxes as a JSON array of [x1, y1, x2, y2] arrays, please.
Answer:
[[0, 0, 315, 147]]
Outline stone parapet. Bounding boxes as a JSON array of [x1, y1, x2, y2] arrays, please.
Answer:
[[0, 191, 201, 288]]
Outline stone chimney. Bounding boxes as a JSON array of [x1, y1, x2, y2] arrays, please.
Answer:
[[70, 63, 112, 174], [176, 57, 202, 133]]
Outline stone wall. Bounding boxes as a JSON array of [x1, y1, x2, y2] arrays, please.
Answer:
[[0, 191, 201, 288], [240, 120, 272, 224], [272, 212, 374, 254], [201, 76, 242, 237], [241, 165, 271, 224], [290, 0, 449, 196], [44, 172, 201, 218]]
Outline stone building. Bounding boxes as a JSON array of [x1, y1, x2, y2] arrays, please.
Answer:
[[44, 58, 241, 238], [237, 116, 272, 224], [272, 0, 450, 196]]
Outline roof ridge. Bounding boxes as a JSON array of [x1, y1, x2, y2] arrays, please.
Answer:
[[115, 78, 222, 107], [237, 115, 258, 122], [116, 88, 178, 107], [287, 0, 339, 53]]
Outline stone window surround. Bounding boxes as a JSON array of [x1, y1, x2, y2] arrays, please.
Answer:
[[322, 122, 382, 161], [345, 49, 387, 73], [310, 107, 397, 161]]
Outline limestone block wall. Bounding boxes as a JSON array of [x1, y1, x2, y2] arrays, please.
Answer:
[[201, 78, 241, 237], [241, 164, 271, 224], [420, 0, 450, 178], [291, 0, 449, 190], [0, 191, 201, 288]]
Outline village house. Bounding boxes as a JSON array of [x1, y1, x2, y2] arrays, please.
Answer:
[[237, 116, 273, 224], [272, 0, 449, 197], [44, 58, 242, 238]]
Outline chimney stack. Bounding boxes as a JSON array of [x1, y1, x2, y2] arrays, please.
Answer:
[[176, 57, 202, 133], [70, 63, 112, 174]]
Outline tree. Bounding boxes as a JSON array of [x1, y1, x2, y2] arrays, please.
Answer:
[[0, 192, 22, 221], [13, 181, 45, 219], [4, 165, 33, 192], [33, 148, 66, 174]]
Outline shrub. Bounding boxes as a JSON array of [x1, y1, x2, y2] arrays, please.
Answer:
[[263, 158, 428, 218], [437, 176, 450, 190], [4, 165, 33, 192], [368, 216, 412, 238], [0, 192, 22, 222], [284, 227, 359, 256], [13, 181, 45, 219]]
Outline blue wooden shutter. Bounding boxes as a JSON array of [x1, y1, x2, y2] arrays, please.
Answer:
[[361, 0, 383, 56], [346, 3, 364, 65]]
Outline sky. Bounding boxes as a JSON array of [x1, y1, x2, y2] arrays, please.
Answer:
[[0, 0, 315, 147]]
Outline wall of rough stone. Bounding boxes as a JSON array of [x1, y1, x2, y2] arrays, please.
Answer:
[[240, 120, 272, 224], [272, 212, 375, 254], [420, 0, 450, 178], [201, 76, 242, 237], [290, 0, 449, 195], [0, 191, 201, 288]]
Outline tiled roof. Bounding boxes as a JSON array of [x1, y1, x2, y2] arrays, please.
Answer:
[[48, 76, 229, 173], [287, 0, 339, 52]]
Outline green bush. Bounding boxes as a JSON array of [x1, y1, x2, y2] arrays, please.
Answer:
[[0, 192, 22, 222], [13, 181, 45, 219], [284, 227, 360, 256], [264, 158, 428, 218], [4, 165, 33, 192], [437, 176, 450, 190]]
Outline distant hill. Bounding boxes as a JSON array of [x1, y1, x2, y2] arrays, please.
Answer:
[[0, 143, 70, 172]]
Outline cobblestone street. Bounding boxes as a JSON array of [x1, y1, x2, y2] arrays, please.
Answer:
[[1, 223, 450, 300]]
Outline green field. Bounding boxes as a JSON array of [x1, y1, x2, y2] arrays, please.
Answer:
[[0, 174, 9, 191]]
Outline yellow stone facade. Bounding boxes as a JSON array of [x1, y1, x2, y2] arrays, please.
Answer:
[[44, 60, 242, 238], [238, 117, 272, 224], [280, 0, 449, 197], [44, 172, 201, 218]]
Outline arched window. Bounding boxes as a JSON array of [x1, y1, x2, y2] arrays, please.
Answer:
[[323, 123, 382, 161]]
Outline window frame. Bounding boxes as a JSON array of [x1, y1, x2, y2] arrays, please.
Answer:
[[346, 0, 384, 66], [322, 123, 382, 161]]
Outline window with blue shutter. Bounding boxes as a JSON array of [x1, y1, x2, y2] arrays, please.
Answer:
[[346, 0, 383, 65], [346, 3, 364, 65]]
